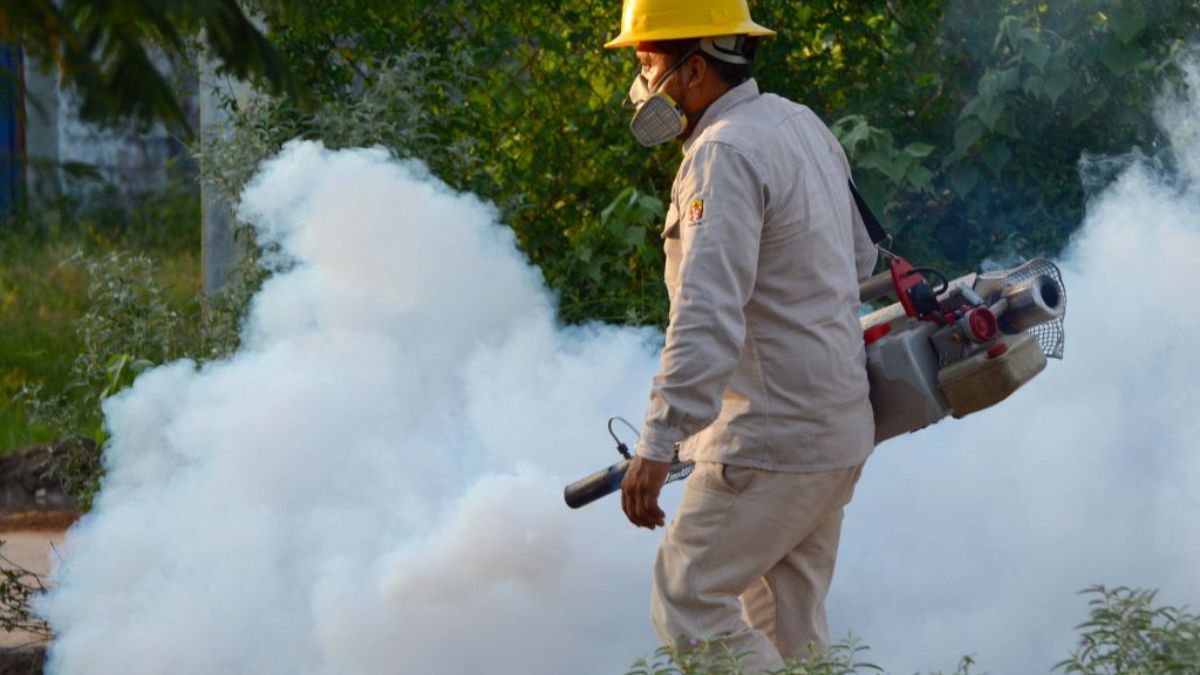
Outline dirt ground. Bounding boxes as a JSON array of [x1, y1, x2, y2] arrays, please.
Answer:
[[0, 446, 81, 672]]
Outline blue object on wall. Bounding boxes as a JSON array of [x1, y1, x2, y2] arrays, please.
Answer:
[[0, 42, 25, 220]]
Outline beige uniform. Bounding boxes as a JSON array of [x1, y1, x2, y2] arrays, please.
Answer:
[[635, 79, 877, 672], [634, 79, 877, 470]]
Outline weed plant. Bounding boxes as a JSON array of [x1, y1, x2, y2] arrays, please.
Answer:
[[13, 247, 257, 505], [1056, 586, 1200, 674], [625, 588, 1199, 674]]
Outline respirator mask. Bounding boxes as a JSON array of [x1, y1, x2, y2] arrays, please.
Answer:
[[625, 37, 753, 147], [625, 46, 699, 147]]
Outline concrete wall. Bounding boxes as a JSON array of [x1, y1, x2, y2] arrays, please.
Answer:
[[18, 46, 252, 296], [21, 52, 196, 208]]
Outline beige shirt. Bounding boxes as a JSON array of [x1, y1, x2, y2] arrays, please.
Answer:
[[634, 79, 878, 472]]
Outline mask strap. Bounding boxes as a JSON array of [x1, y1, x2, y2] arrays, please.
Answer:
[[649, 44, 702, 94]]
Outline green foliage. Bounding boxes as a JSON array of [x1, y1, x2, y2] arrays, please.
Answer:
[[626, 638, 749, 675], [1055, 586, 1200, 674], [14, 248, 251, 504], [917, 1, 1198, 268], [231, 0, 678, 324], [755, 0, 1198, 274], [0, 173, 202, 453], [198, 50, 480, 206], [220, 0, 1199, 328], [0, 240, 86, 452], [1, 0, 304, 135], [624, 587, 1200, 674], [564, 186, 667, 324], [831, 115, 937, 194], [624, 635, 975, 675]]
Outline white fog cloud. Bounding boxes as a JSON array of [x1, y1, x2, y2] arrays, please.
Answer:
[[40, 65, 1200, 675]]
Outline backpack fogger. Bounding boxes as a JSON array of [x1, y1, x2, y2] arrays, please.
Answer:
[[563, 182, 1067, 509]]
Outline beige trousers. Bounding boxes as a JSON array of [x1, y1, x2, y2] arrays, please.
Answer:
[[650, 460, 865, 674]]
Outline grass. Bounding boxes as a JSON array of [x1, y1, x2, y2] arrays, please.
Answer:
[[0, 240, 86, 450], [0, 182, 202, 455]]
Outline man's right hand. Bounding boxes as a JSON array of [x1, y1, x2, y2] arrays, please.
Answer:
[[621, 456, 670, 529]]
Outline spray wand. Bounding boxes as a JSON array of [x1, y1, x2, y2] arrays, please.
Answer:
[[563, 417, 694, 509]]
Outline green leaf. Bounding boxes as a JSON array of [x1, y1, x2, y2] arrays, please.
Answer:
[[1109, 0, 1148, 44], [996, 67, 1022, 93], [635, 194, 666, 220], [1100, 38, 1145, 76], [104, 353, 130, 383], [906, 165, 934, 191], [1022, 38, 1052, 72], [995, 111, 1023, 139], [903, 142, 936, 159], [955, 119, 985, 153], [621, 226, 646, 247], [947, 164, 981, 197], [1022, 74, 1044, 96], [601, 187, 635, 224], [1040, 69, 1074, 104], [860, 149, 910, 185], [100, 353, 133, 400], [1069, 85, 1113, 128], [976, 94, 1005, 131], [994, 15, 1026, 52], [981, 143, 1013, 177], [831, 115, 873, 158]]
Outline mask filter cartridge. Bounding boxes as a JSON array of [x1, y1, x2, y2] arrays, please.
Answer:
[[629, 91, 688, 147]]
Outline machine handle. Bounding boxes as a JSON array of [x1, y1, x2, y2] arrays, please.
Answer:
[[859, 271, 895, 304]]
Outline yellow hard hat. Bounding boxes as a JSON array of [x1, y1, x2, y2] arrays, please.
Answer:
[[604, 0, 776, 49]]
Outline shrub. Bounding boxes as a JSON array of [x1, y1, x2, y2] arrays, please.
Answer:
[[626, 587, 1199, 674], [16, 250, 256, 506], [1055, 586, 1200, 674]]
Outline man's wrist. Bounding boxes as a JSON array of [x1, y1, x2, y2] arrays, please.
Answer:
[[634, 425, 681, 463]]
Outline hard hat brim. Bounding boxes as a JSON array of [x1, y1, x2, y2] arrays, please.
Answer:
[[604, 21, 776, 49]]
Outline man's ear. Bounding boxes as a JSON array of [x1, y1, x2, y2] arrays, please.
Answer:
[[683, 53, 709, 91]]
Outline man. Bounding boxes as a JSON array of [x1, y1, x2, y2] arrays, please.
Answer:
[[605, 1, 879, 671]]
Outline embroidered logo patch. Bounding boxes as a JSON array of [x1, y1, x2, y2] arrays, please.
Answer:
[[687, 198, 705, 225]]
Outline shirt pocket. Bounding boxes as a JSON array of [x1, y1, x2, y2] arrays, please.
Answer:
[[663, 203, 683, 296], [662, 202, 681, 240]]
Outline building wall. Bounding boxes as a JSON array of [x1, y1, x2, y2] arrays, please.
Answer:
[[21, 50, 197, 209], [14, 44, 243, 295]]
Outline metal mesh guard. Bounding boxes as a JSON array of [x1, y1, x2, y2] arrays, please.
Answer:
[[979, 259, 1067, 359], [666, 460, 695, 485]]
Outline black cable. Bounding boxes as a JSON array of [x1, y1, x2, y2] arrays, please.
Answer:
[[607, 416, 639, 460], [907, 267, 949, 295]]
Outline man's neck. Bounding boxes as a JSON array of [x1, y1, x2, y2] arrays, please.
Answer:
[[681, 83, 733, 140]]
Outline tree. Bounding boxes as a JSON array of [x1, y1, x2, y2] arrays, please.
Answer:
[[197, 1, 1200, 325], [0, 0, 304, 136]]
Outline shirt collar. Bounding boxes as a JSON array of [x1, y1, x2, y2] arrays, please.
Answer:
[[682, 78, 760, 154]]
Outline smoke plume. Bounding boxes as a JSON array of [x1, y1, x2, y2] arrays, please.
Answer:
[[40, 68, 1200, 674], [833, 63, 1200, 671]]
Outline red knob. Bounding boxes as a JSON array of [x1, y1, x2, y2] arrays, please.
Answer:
[[967, 307, 999, 343]]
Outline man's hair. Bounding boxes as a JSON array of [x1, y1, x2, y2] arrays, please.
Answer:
[[648, 37, 759, 86]]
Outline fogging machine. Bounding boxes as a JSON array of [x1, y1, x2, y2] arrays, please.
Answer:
[[563, 183, 1067, 509]]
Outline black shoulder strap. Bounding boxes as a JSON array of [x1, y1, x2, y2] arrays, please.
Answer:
[[848, 179, 889, 245]]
